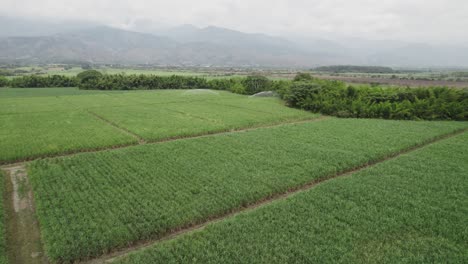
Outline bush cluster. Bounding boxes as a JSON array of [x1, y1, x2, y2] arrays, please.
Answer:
[[77, 71, 275, 95], [282, 76, 468, 121], [5, 75, 78, 88]]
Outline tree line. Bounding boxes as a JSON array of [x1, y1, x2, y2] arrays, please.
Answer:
[[314, 65, 395, 73], [281, 75, 467, 121], [1, 71, 466, 121]]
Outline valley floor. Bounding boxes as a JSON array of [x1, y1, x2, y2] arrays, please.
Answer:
[[0, 88, 467, 263]]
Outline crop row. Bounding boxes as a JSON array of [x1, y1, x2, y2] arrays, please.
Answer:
[[28, 118, 468, 262], [114, 131, 468, 264]]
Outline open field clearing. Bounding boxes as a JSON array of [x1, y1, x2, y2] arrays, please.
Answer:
[[0, 88, 316, 163], [28, 118, 467, 262], [0, 111, 138, 163], [114, 131, 468, 264]]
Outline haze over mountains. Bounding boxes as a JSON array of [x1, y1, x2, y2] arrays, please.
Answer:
[[1, 16, 467, 68]]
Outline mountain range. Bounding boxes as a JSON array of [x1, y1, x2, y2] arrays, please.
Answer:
[[1, 16, 467, 68]]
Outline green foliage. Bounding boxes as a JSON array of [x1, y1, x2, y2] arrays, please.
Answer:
[[8, 75, 78, 88], [241, 75, 272, 94], [283, 79, 468, 121], [115, 132, 468, 264], [293, 72, 314, 82], [77, 70, 103, 90], [0, 77, 8, 87], [229, 82, 246, 94], [28, 118, 467, 262]]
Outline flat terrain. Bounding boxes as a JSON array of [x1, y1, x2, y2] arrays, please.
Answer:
[[0, 87, 467, 264], [0, 88, 314, 163], [29, 119, 467, 262], [114, 132, 468, 264]]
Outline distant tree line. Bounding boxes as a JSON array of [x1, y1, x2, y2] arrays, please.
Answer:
[[315, 65, 395, 73], [2, 75, 79, 88], [1, 71, 466, 121]]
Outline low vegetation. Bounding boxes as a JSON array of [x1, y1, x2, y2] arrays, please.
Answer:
[[0, 88, 315, 163], [115, 131, 468, 264], [0, 111, 137, 163], [28, 118, 467, 262]]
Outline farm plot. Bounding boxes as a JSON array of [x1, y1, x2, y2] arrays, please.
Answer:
[[93, 99, 315, 141], [0, 87, 105, 98], [0, 96, 76, 115], [28, 118, 468, 262], [0, 88, 314, 162], [0, 111, 137, 163], [114, 132, 468, 264]]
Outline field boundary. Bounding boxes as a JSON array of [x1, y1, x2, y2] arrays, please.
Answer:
[[87, 111, 147, 144], [0, 116, 326, 167], [83, 128, 468, 264]]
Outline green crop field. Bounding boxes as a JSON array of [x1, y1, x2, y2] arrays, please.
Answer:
[[114, 131, 468, 264], [0, 111, 137, 163], [0, 88, 316, 163], [28, 118, 467, 262], [1, 87, 467, 263]]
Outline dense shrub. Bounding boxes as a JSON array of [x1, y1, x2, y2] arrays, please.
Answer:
[[77, 74, 273, 95], [0, 77, 8, 87], [282, 78, 468, 121], [241, 76, 272, 94], [8, 75, 78, 88], [293, 72, 314, 82]]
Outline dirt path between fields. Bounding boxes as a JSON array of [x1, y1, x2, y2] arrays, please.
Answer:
[[83, 128, 468, 264], [2, 165, 48, 264]]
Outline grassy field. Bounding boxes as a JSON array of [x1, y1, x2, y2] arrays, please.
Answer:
[[114, 131, 468, 264], [0, 88, 315, 163], [28, 118, 467, 262], [0, 111, 138, 163]]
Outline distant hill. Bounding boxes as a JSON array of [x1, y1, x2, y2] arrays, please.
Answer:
[[1, 17, 468, 67], [0, 26, 333, 66]]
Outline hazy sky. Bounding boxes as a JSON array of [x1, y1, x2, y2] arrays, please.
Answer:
[[2, 0, 468, 44]]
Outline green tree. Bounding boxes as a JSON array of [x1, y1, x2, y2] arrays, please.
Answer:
[[241, 75, 271, 95]]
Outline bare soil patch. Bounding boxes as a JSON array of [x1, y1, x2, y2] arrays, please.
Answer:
[[2, 165, 48, 264]]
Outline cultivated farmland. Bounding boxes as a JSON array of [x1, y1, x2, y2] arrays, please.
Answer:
[[114, 131, 468, 264], [0, 87, 467, 264], [0, 88, 316, 163], [28, 118, 467, 262]]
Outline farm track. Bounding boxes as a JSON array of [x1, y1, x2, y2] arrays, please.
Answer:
[[83, 128, 468, 264], [0, 116, 327, 167], [2, 165, 48, 264]]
